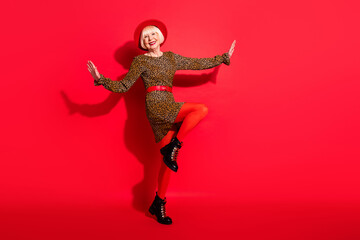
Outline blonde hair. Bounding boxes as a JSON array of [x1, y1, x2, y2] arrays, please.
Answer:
[[140, 25, 164, 50]]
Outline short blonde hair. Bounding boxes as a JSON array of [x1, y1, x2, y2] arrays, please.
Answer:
[[140, 25, 165, 50]]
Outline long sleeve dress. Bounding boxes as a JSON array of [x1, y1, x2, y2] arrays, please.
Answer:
[[95, 51, 230, 143]]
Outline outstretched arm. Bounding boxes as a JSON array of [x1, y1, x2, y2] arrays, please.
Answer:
[[173, 40, 236, 70], [87, 57, 144, 93], [173, 52, 230, 70]]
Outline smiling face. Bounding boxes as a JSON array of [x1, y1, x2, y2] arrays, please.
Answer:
[[140, 25, 164, 51]]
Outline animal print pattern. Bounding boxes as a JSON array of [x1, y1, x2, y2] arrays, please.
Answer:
[[95, 51, 230, 143]]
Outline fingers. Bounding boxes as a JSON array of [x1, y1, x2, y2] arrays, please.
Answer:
[[87, 60, 101, 81], [87, 61, 96, 70], [87, 60, 96, 68], [87, 60, 98, 74], [228, 40, 236, 58], [230, 40, 236, 51], [87, 65, 93, 74]]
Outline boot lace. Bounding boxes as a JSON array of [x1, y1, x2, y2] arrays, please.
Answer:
[[160, 199, 167, 217], [171, 146, 180, 162]]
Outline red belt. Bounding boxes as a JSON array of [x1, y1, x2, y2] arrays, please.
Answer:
[[146, 86, 172, 93]]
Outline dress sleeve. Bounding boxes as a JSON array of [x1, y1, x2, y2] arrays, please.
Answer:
[[94, 57, 144, 93], [173, 52, 230, 70]]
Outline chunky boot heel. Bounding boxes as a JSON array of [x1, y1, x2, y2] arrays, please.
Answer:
[[160, 137, 183, 172], [148, 192, 172, 225]]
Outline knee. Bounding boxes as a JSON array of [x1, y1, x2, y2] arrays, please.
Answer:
[[198, 104, 208, 117]]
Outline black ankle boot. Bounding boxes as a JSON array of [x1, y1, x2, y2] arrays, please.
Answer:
[[160, 137, 183, 172], [149, 192, 172, 225]]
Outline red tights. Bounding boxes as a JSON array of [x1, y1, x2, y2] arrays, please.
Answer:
[[156, 103, 208, 199]]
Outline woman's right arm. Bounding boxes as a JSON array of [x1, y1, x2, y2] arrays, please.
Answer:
[[88, 57, 145, 93]]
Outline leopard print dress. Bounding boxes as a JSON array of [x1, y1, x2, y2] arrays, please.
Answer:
[[95, 51, 230, 143]]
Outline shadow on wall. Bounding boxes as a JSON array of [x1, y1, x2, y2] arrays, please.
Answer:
[[60, 41, 221, 213]]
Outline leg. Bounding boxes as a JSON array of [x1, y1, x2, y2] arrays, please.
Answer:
[[159, 103, 208, 173], [149, 128, 177, 225], [157, 127, 177, 199], [174, 102, 208, 141]]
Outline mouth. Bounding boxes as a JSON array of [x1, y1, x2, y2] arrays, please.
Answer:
[[149, 41, 156, 46]]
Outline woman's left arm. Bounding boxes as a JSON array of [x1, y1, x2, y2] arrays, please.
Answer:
[[174, 40, 236, 70]]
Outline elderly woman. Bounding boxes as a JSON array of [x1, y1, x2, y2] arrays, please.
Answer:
[[87, 20, 235, 225]]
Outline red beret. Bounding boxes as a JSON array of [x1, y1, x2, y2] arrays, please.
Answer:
[[134, 19, 168, 51]]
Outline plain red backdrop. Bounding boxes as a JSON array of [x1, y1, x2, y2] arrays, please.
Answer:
[[0, 0, 359, 239]]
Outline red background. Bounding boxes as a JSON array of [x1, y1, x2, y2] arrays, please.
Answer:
[[1, 0, 359, 239]]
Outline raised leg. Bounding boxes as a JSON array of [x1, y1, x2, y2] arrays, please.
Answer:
[[157, 102, 209, 196], [174, 102, 208, 142]]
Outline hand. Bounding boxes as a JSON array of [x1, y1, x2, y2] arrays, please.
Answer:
[[228, 40, 236, 58], [87, 60, 101, 81]]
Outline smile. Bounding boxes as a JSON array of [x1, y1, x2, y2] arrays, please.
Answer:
[[149, 41, 156, 46]]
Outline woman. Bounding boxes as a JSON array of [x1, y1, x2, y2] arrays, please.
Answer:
[[87, 20, 235, 225]]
